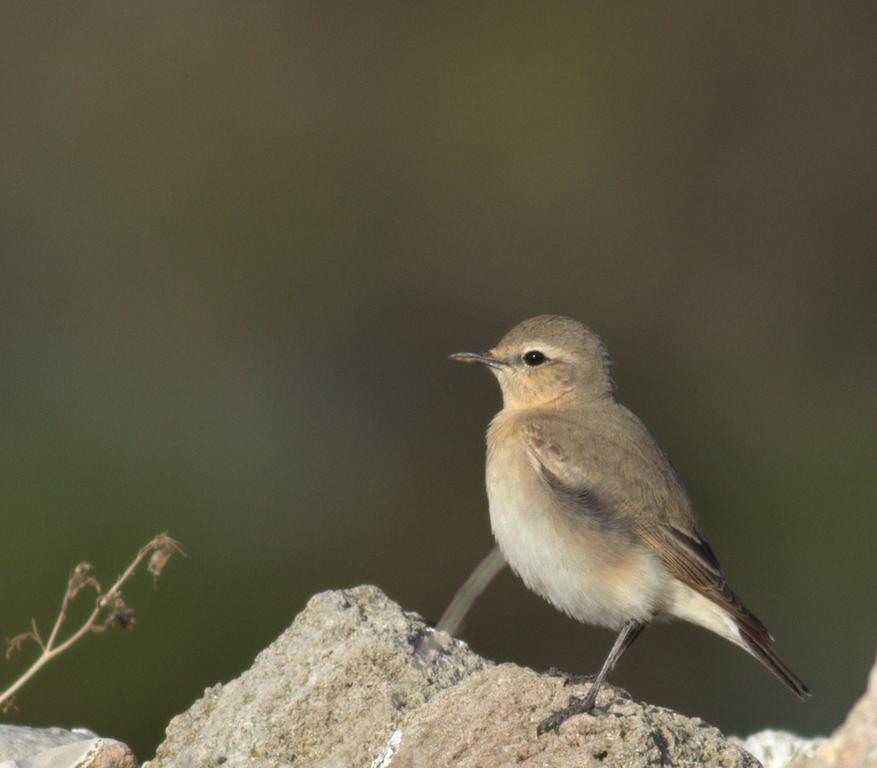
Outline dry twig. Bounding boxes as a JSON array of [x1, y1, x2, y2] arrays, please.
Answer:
[[1, 533, 182, 712]]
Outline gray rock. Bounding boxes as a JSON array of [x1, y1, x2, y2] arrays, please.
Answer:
[[146, 586, 486, 768], [147, 585, 760, 767], [0, 726, 135, 768], [382, 663, 757, 768], [0, 727, 94, 762], [790, 648, 877, 768], [733, 730, 825, 768]]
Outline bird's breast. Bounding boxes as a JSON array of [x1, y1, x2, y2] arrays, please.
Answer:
[[485, 423, 667, 629]]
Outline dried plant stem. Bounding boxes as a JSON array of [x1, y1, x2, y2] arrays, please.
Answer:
[[436, 543, 506, 637], [0, 533, 181, 712]]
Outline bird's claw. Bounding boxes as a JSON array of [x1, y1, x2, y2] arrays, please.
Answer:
[[536, 693, 601, 736]]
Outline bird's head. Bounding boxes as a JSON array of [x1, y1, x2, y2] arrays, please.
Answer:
[[451, 315, 615, 409]]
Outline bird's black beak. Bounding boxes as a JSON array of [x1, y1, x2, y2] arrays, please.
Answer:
[[450, 350, 507, 370]]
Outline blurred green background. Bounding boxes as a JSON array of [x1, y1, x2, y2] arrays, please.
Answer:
[[2, 3, 875, 760]]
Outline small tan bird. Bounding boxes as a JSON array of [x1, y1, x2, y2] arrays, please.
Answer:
[[452, 315, 809, 734]]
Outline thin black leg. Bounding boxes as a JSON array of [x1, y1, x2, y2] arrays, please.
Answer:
[[537, 620, 646, 736]]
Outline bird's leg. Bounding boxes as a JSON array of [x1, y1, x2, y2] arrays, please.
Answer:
[[435, 544, 506, 636], [537, 620, 645, 736], [415, 545, 506, 655]]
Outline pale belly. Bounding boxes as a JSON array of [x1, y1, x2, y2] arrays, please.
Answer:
[[486, 449, 669, 630]]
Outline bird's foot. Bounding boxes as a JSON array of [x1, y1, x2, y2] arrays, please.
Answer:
[[536, 691, 601, 736], [544, 667, 598, 687]]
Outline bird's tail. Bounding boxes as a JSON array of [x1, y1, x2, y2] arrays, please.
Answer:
[[736, 615, 811, 700], [667, 578, 811, 699], [692, 580, 811, 700]]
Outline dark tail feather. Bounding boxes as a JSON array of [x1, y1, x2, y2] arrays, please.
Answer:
[[705, 582, 811, 700], [738, 622, 811, 700]]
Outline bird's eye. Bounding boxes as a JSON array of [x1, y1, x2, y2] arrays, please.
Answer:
[[522, 350, 547, 366]]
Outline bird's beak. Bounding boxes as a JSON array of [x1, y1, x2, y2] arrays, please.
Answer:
[[450, 350, 507, 370]]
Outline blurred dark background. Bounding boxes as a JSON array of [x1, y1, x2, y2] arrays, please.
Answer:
[[1, 3, 875, 760]]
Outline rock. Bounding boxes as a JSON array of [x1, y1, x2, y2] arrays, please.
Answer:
[[0, 727, 94, 762], [790, 648, 877, 768], [733, 730, 825, 768], [382, 663, 757, 767], [145, 586, 486, 768], [0, 726, 136, 768], [147, 585, 760, 767]]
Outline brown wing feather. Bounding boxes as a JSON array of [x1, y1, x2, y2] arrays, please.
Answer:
[[639, 524, 770, 640]]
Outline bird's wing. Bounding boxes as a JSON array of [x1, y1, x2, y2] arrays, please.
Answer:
[[521, 411, 768, 635], [521, 418, 629, 535]]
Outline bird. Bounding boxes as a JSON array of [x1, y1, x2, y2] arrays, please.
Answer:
[[450, 314, 809, 735]]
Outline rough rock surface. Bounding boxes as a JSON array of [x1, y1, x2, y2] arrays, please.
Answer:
[[733, 730, 825, 768], [381, 663, 756, 768], [0, 726, 136, 768], [0, 726, 93, 762], [790, 648, 877, 768], [147, 585, 759, 768], [146, 587, 486, 768]]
